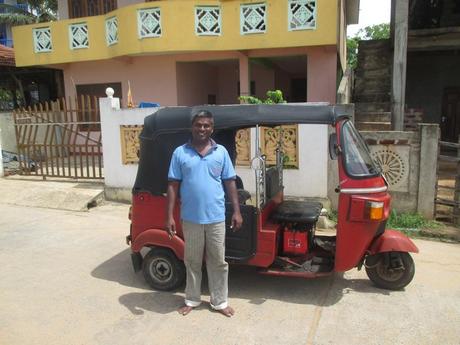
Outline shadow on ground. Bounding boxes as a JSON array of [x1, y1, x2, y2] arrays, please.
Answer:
[[92, 249, 392, 315]]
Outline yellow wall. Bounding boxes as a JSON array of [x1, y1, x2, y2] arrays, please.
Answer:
[[14, 0, 338, 67]]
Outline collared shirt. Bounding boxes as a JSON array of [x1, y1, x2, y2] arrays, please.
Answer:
[[168, 139, 236, 224]]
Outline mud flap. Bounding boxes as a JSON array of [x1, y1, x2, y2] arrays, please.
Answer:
[[131, 252, 143, 272]]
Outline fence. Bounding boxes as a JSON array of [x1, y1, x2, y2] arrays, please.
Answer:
[[12, 96, 103, 179]]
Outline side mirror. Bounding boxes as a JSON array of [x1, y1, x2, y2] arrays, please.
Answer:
[[328, 133, 340, 160]]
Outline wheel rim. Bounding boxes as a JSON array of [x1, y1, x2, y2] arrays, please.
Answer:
[[376, 261, 405, 282], [148, 257, 173, 284]]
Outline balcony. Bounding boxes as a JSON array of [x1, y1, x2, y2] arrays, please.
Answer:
[[13, 0, 337, 67]]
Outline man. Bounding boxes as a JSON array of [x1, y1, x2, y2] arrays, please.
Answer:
[[166, 110, 243, 317]]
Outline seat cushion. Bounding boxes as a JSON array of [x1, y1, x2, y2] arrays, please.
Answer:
[[272, 200, 323, 224]]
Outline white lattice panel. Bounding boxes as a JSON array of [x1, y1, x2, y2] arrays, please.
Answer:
[[370, 146, 410, 192], [33, 27, 52, 52], [288, 0, 316, 31], [240, 3, 266, 35], [105, 16, 118, 46], [69, 23, 89, 49], [195, 6, 221, 36], [138, 8, 162, 38]]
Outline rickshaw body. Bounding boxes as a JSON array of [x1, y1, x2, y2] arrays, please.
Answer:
[[127, 104, 418, 291]]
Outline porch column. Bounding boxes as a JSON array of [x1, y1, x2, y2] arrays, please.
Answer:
[[391, 0, 409, 131], [238, 53, 250, 101], [307, 48, 337, 103]]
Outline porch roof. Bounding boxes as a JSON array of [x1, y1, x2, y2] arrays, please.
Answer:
[[142, 103, 353, 140]]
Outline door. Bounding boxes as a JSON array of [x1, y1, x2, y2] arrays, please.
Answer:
[[441, 88, 460, 142]]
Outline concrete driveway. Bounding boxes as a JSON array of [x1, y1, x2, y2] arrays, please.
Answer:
[[0, 202, 459, 345]]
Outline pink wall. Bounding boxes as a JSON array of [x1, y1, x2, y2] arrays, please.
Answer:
[[250, 63, 275, 100], [217, 63, 239, 104], [59, 55, 178, 107], [56, 45, 337, 108], [176, 62, 218, 106]]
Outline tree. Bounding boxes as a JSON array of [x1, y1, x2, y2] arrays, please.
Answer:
[[0, 0, 57, 26], [238, 89, 286, 104], [347, 23, 390, 69]]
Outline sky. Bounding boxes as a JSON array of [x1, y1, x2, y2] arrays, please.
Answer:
[[347, 0, 392, 37]]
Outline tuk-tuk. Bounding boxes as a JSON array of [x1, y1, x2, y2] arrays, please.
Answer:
[[127, 104, 418, 291]]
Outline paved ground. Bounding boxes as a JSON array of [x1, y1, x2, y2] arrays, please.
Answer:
[[1, 202, 459, 345]]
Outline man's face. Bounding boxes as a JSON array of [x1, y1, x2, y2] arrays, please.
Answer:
[[191, 117, 214, 142]]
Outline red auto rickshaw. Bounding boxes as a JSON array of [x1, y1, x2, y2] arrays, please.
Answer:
[[127, 104, 418, 291]]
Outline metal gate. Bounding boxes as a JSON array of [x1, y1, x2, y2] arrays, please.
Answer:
[[13, 96, 103, 179], [435, 139, 460, 224]]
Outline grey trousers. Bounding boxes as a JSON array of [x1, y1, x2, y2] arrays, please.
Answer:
[[182, 220, 228, 310]]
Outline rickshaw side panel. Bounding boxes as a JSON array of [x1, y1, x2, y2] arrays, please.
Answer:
[[368, 229, 419, 255], [131, 193, 183, 242], [335, 191, 391, 272]]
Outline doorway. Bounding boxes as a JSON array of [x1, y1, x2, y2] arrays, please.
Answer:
[[441, 87, 460, 142]]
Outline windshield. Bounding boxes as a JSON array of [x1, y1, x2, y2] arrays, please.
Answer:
[[341, 121, 381, 178]]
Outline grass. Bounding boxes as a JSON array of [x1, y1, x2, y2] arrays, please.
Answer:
[[327, 209, 440, 231], [387, 210, 441, 231]]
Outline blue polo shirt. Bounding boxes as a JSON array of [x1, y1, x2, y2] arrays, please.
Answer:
[[168, 140, 236, 224]]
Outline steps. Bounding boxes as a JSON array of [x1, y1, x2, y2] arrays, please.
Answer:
[[353, 39, 392, 131]]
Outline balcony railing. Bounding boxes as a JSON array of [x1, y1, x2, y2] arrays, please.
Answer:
[[13, 0, 337, 67]]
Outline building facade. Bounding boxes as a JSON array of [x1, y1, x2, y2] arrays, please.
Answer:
[[13, 0, 359, 107]]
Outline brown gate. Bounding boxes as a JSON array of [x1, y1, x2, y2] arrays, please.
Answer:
[[13, 96, 103, 179], [436, 139, 460, 224]]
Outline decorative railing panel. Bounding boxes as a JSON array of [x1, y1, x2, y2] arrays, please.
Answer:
[[195, 6, 221, 36], [138, 8, 162, 38], [288, 0, 316, 31], [236, 128, 251, 166], [240, 3, 267, 34], [33, 27, 52, 53], [120, 125, 142, 164], [105, 16, 118, 46], [261, 125, 298, 168], [69, 23, 89, 49]]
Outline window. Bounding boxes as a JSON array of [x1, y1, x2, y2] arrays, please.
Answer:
[[68, 0, 117, 19]]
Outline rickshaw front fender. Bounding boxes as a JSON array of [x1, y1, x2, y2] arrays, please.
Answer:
[[132, 228, 185, 260], [368, 229, 419, 255]]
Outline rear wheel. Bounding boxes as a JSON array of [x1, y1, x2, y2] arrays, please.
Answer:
[[142, 247, 186, 291], [365, 252, 415, 290]]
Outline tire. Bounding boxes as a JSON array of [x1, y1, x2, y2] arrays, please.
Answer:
[[142, 247, 186, 291], [365, 252, 415, 290]]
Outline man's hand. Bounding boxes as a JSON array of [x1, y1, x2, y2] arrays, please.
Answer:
[[165, 217, 176, 239], [231, 212, 243, 232]]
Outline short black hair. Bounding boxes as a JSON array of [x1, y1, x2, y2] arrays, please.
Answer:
[[191, 110, 214, 124]]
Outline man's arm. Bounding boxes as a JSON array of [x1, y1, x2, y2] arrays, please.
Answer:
[[224, 179, 243, 230], [166, 181, 180, 238]]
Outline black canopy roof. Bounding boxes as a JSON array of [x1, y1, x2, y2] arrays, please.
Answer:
[[133, 103, 353, 195], [141, 103, 353, 140]]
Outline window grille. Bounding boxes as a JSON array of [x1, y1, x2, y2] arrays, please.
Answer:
[[69, 22, 89, 49], [105, 16, 118, 46], [33, 27, 52, 53], [195, 6, 221, 36], [240, 3, 266, 35], [138, 8, 162, 38], [288, 0, 316, 31]]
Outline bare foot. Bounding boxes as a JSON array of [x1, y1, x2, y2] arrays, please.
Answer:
[[217, 306, 235, 317], [177, 305, 194, 316]]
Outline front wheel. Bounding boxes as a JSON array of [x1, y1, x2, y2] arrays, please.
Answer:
[[365, 252, 415, 290], [142, 247, 186, 291]]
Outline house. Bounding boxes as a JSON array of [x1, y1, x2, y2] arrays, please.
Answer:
[[12, 0, 359, 108], [353, 0, 460, 140]]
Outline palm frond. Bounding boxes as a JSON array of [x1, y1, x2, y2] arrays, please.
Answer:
[[0, 13, 35, 26]]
